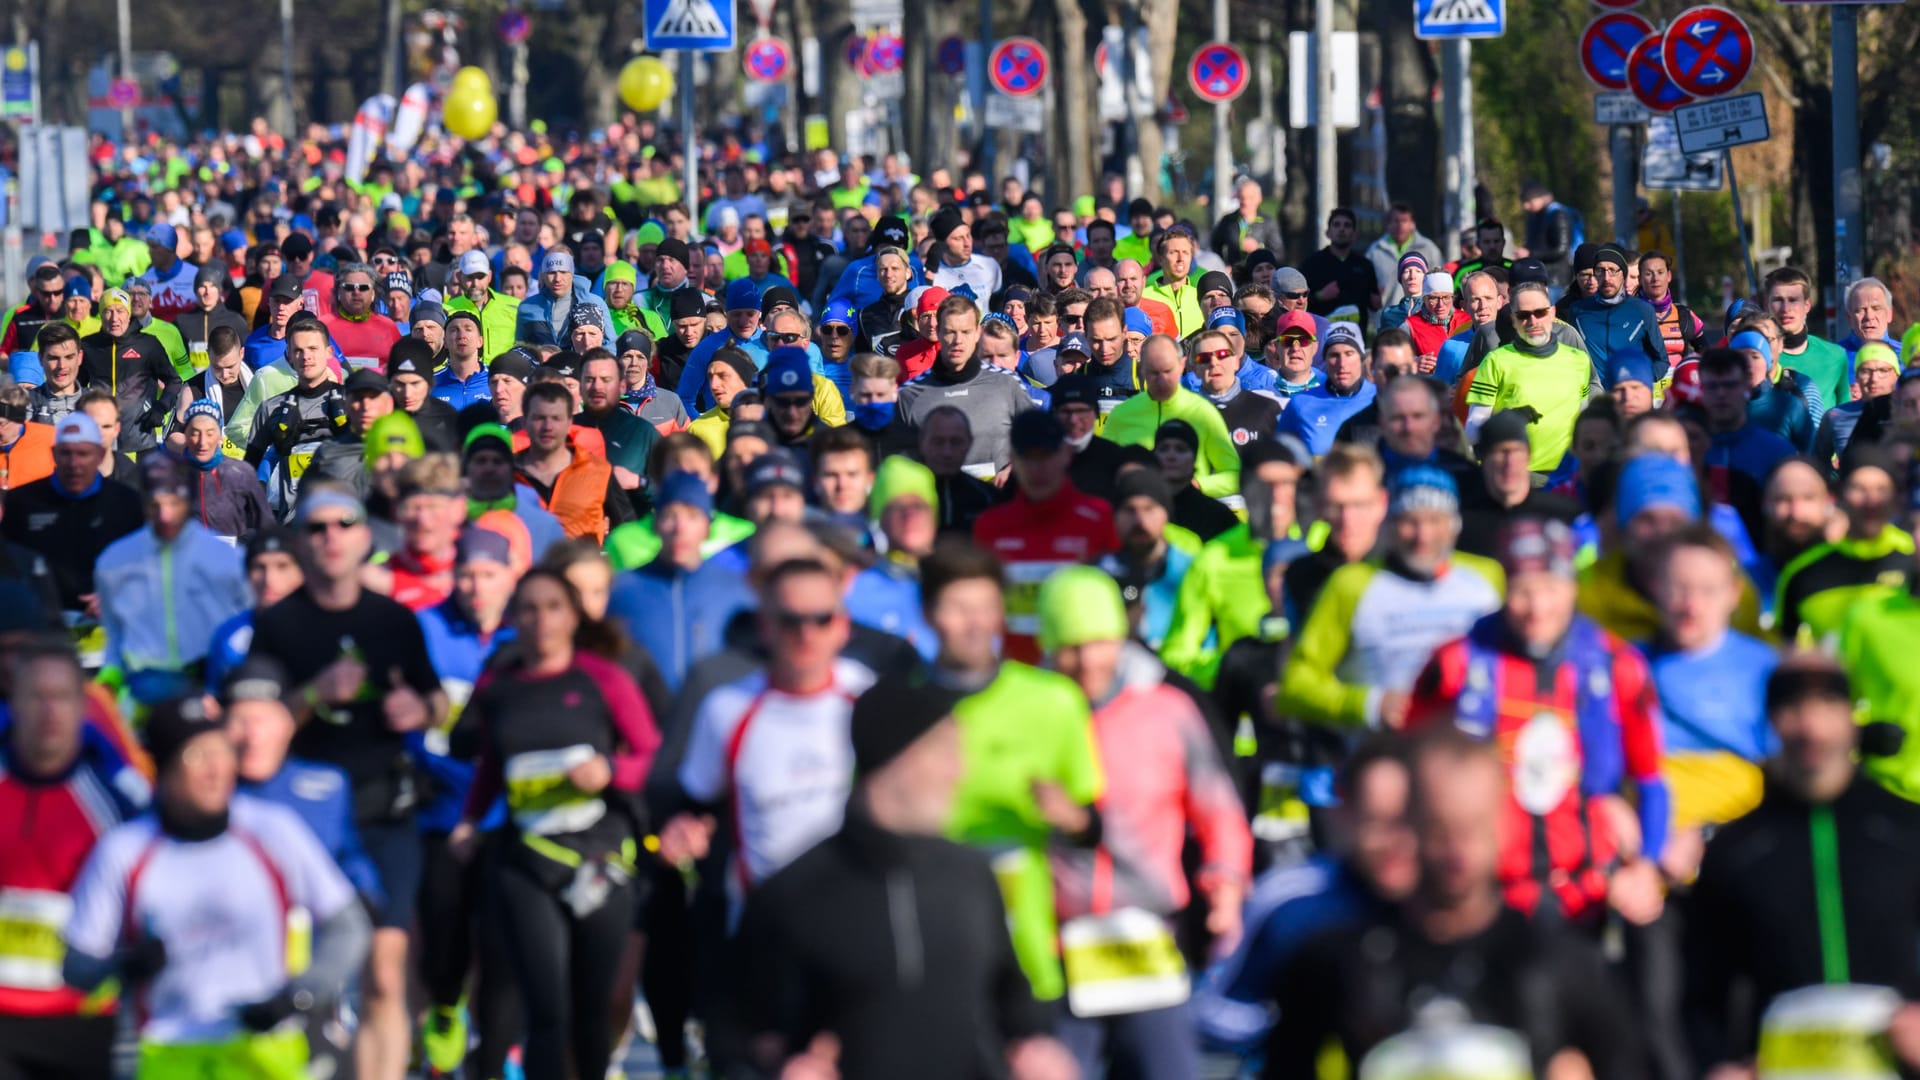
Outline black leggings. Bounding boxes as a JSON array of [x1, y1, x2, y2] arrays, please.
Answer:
[[419, 834, 521, 1078], [641, 862, 695, 1069], [487, 854, 636, 1080], [0, 1013, 115, 1080]]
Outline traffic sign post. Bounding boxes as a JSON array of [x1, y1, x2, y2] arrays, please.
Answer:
[[743, 37, 791, 83], [1672, 91, 1767, 154], [1661, 6, 1753, 98], [1188, 43, 1249, 103], [987, 37, 1049, 98], [936, 36, 966, 77], [1413, 0, 1506, 39], [1627, 35, 1696, 113], [1580, 12, 1654, 90], [645, 0, 733, 242]]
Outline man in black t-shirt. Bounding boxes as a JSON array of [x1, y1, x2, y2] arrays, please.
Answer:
[[246, 481, 443, 1080]]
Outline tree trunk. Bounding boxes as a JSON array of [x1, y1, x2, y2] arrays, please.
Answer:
[[1053, 0, 1094, 204], [1129, 0, 1177, 204], [1374, 0, 1440, 233], [904, 6, 930, 170]]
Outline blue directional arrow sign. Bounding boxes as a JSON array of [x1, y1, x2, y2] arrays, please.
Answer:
[[644, 0, 736, 52], [1661, 6, 1753, 98], [1414, 0, 1505, 40]]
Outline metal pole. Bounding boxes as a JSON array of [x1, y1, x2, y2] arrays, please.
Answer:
[[1609, 124, 1635, 248], [1210, 0, 1233, 220], [1725, 149, 1758, 297], [1257, 19, 1279, 188], [508, 42, 528, 131], [681, 52, 700, 231], [280, 0, 297, 135], [117, 0, 134, 140], [1312, 0, 1334, 234], [28, 41, 42, 127], [379, 0, 401, 98], [1831, 5, 1861, 338], [978, 0, 994, 179], [1440, 39, 1471, 261], [1671, 192, 1686, 307]]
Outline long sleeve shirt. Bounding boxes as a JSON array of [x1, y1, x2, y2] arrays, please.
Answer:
[[95, 520, 251, 676]]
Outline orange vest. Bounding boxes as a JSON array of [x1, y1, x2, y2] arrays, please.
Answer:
[[525, 445, 614, 540], [510, 423, 606, 458], [0, 422, 56, 491]]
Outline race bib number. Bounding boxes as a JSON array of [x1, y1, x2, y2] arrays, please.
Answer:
[[1359, 1021, 1532, 1080], [0, 889, 74, 991], [505, 744, 605, 836], [1060, 908, 1188, 1018], [1757, 984, 1901, 1079]]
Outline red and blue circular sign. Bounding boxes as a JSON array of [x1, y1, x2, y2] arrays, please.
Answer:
[[1661, 5, 1753, 98], [1579, 12, 1653, 90], [937, 36, 966, 76], [1590, 0, 1644, 9], [1627, 35, 1696, 113], [844, 34, 867, 71], [744, 37, 791, 83], [1188, 42, 1249, 104], [988, 37, 1050, 98], [498, 11, 530, 46], [865, 32, 904, 75]]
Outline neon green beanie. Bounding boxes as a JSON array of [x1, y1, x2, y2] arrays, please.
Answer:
[[869, 455, 938, 522], [1073, 194, 1096, 218], [1037, 565, 1129, 652], [635, 222, 666, 246], [364, 411, 425, 466]]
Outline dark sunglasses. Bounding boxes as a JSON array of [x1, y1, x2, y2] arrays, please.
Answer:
[[817, 324, 853, 337], [772, 609, 836, 629], [766, 331, 806, 345], [304, 518, 361, 535], [1279, 290, 1309, 301], [770, 395, 813, 410], [38, 289, 65, 301], [1196, 347, 1235, 363], [340, 282, 374, 293], [1515, 306, 1553, 321]]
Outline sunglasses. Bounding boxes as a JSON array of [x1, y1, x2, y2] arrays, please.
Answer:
[[1515, 307, 1553, 321], [1279, 290, 1309, 301], [1196, 347, 1235, 363], [770, 396, 813, 410], [340, 282, 374, 293], [303, 518, 361, 535], [1280, 333, 1314, 345], [817, 324, 853, 337], [372, 255, 400, 266], [766, 331, 806, 345], [38, 289, 64, 301], [772, 609, 836, 629]]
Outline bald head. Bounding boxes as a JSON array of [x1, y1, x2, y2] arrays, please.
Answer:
[[1141, 334, 1185, 401], [1115, 259, 1148, 305], [1084, 266, 1118, 299]]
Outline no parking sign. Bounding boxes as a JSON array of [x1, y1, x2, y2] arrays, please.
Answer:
[[1187, 43, 1249, 104]]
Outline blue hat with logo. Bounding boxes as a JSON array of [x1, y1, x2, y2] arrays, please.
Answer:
[[146, 222, 179, 250], [819, 299, 856, 328], [1057, 331, 1092, 357], [1205, 306, 1245, 333], [655, 470, 714, 517], [725, 278, 762, 312], [1612, 353, 1654, 388], [1615, 453, 1701, 528], [1125, 306, 1154, 336], [761, 346, 812, 396], [1388, 463, 1459, 516]]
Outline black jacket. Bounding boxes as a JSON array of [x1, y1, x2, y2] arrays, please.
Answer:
[[1456, 486, 1583, 561], [79, 328, 178, 452], [408, 396, 461, 454], [1525, 203, 1578, 288], [726, 802, 1052, 1080], [1300, 247, 1379, 317], [932, 470, 1002, 537], [0, 474, 145, 608], [1684, 775, 1920, 1069]]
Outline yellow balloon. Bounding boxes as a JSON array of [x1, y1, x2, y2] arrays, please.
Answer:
[[452, 65, 492, 92], [619, 56, 675, 113], [444, 83, 497, 139]]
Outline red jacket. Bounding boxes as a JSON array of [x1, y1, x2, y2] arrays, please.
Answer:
[[1405, 307, 1471, 363], [973, 482, 1117, 663], [1407, 614, 1664, 923]]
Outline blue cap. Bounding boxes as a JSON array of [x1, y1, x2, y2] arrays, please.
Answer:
[[65, 276, 91, 302], [220, 228, 249, 252], [289, 213, 315, 234], [725, 278, 762, 312], [183, 398, 224, 426], [1615, 454, 1700, 528], [761, 346, 813, 396], [655, 470, 713, 517], [1058, 331, 1092, 357], [1388, 463, 1459, 516], [1125, 306, 1154, 336], [146, 222, 178, 249], [8, 351, 43, 388], [820, 299, 856, 328], [1205, 306, 1244, 333], [1728, 330, 1771, 356], [1612, 353, 1654, 388]]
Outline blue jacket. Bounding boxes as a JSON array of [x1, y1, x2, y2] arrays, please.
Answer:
[[238, 758, 385, 903], [1274, 380, 1377, 457], [606, 556, 755, 690], [513, 279, 613, 346], [431, 366, 491, 412], [1567, 295, 1666, 388], [844, 564, 938, 660], [1193, 858, 1377, 1053], [828, 251, 927, 310], [1707, 422, 1795, 489], [1183, 355, 1278, 396], [204, 608, 256, 694], [675, 326, 769, 408], [412, 601, 512, 834]]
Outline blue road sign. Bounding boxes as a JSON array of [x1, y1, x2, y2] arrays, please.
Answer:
[[1628, 34, 1695, 113], [1580, 12, 1653, 90], [1414, 0, 1505, 40], [937, 36, 966, 76], [988, 37, 1049, 98], [1662, 5, 1753, 98], [744, 38, 790, 82], [644, 0, 736, 51], [1188, 43, 1249, 103]]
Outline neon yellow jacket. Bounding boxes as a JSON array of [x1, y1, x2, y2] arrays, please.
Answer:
[[1099, 387, 1241, 500]]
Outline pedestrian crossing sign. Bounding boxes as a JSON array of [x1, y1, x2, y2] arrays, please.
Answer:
[[645, 0, 736, 51], [1415, 0, 1506, 40]]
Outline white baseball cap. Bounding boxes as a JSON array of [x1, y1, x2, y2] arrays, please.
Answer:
[[456, 250, 491, 278], [54, 412, 103, 447]]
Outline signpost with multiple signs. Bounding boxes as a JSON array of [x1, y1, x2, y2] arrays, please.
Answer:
[[1580, 12, 1654, 90], [985, 37, 1049, 135]]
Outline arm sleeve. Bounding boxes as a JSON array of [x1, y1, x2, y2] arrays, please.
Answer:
[[459, 680, 503, 821], [1465, 353, 1503, 407], [1178, 703, 1254, 889], [1614, 648, 1670, 864], [62, 836, 131, 969], [1193, 405, 1243, 499], [676, 694, 732, 804], [292, 901, 371, 1004], [95, 559, 126, 673], [1275, 567, 1373, 728], [603, 475, 637, 528], [1057, 696, 1107, 806], [225, 370, 271, 447], [582, 655, 662, 793], [1681, 848, 1743, 1070], [1161, 551, 1220, 685]]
